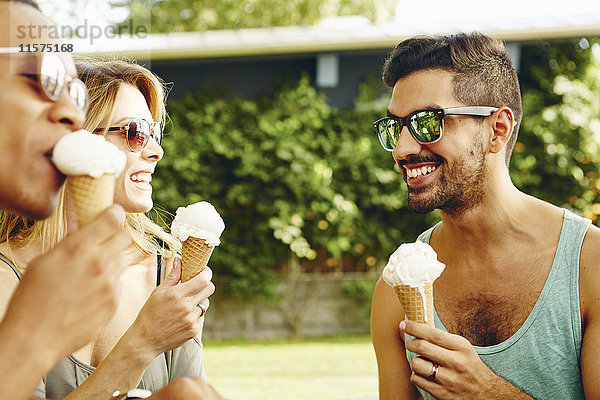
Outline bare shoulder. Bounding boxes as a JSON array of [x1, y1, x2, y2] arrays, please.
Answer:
[[579, 223, 600, 324], [580, 223, 600, 274]]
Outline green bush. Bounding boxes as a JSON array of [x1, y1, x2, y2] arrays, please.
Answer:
[[119, 0, 394, 33], [511, 38, 600, 218]]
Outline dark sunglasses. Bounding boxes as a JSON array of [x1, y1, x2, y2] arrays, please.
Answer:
[[373, 106, 499, 151], [0, 47, 88, 114], [95, 118, 162, 152]]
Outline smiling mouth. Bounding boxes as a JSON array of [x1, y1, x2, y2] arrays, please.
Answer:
[[131, 172, 152, 184], [405, 165, 437, 179]]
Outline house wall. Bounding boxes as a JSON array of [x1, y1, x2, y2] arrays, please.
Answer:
[[146, 49, 390, 107]]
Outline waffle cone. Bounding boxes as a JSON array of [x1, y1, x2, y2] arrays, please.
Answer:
[[67, 174, 115, 227], [394, 283, 434, 327], [181, 237, 214, 282]]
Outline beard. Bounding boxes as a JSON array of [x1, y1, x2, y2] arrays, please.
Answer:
[[406, 139, 487, 215]]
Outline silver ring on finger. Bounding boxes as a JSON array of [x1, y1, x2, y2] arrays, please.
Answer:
[[197, 303, 206, 317], [428, 362, 439, 381]]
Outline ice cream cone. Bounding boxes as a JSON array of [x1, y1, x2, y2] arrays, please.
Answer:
[[181, 237, 214, 282], [68, 174, 116, 227], [394, 283, 434, 327]]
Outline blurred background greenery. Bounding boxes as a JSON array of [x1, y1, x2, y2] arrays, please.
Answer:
[[114, 0, 397, 31]]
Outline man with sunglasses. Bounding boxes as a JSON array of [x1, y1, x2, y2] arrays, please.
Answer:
[[0, 1, 135, 399], [0, 2, 221, 400], [371, 32, 600, 400]]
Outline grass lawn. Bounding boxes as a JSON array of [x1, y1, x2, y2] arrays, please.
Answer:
[[202, 334, 378, 400]]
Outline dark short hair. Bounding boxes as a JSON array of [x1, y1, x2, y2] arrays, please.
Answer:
[[382, 32, 522, 166], [4, 0, 40, 10]]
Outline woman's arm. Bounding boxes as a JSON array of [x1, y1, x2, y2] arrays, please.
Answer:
[[371, 276, 421, 400], [63, 259, 215, 400]]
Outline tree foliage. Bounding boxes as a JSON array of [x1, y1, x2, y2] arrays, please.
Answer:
[[511, 38, 600, 219], [112, 0, 395, 32]]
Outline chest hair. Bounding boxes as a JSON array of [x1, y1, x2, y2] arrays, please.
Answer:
[[447, 292, 539, 346]]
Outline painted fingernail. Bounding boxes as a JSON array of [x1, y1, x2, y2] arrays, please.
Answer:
[[399, 320, 406, 330]]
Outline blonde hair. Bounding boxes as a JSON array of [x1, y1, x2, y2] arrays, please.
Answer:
[[0, 58, 180, 258]]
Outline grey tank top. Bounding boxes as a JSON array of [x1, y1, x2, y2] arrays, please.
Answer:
[[407, 209, 590, 400], [0, 253, 206, 399]]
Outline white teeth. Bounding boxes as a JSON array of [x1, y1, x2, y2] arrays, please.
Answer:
[[405, 165, 436, 179], [131, 173, 152, 183]]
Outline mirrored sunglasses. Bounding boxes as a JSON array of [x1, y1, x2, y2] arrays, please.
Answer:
[[95, 118, 162, 152], [0, 47, 88, 114], [373, 106, 498, 151]]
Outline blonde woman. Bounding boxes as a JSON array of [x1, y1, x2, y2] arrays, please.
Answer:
[[0, 59, 215, 399]]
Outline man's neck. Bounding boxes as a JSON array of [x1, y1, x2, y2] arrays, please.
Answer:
[[434, 172, 542, 253]]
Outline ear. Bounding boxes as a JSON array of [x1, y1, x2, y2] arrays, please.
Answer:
[[488, 107, 514, 155]]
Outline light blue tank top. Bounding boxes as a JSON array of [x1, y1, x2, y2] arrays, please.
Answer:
[[407, 209, 590, 399]]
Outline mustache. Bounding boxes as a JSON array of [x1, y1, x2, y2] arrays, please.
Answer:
[[398, 155, 444, 168]]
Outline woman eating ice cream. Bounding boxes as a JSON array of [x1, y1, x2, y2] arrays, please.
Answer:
[[0, 59, 216, 399]]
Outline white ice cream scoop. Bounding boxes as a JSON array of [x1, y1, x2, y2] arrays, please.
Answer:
[[382, 241, 445, 287], [52, 129, 125, 178], [382, 241, 446, 326], [171, 201, 225, 246]]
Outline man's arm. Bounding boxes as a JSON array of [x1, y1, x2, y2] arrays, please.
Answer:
[[0, 206, 131, 400], [371, 276, 421, 400], [578, 225, 600, 399]]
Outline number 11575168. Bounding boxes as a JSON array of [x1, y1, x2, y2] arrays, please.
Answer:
[[19, 43, 73, 52]]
